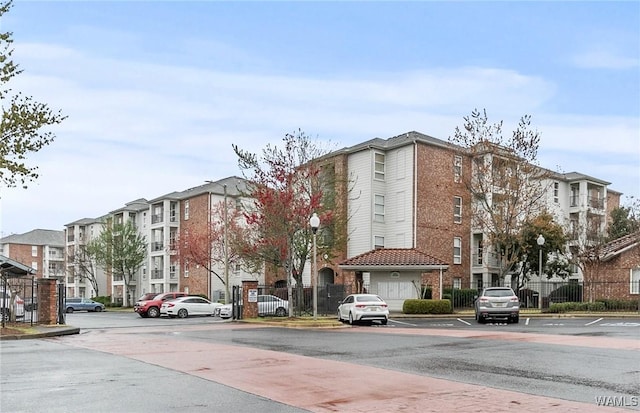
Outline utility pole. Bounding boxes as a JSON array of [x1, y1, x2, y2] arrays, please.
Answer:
[[223, 184, 229, 304]]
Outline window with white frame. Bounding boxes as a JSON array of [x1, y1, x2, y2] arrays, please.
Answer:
[[374, 194, 385, 222], [631, 268, 640, 294], [453, 237, 462, 264], [374, 236, 384, 249], [453, 196, 462, 223], [184, 263, 189, 278], [374, 152, 385, 180], [453, 155, 462, 183], [453, 277, 462, 289], [184, 200, 190, 220], [31, 246, 37, 257], [553, 182, 559, 203]]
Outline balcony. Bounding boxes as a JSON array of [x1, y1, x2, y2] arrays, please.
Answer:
[[472, 252, 500, 268], [588, 196, 604, 210], [67, 234, 75, 242], [151, 269, 164, 280], [151, 242, 164, 252], [151, 214, 164, 224]]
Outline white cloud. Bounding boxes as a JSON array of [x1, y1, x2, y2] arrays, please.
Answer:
[[571, 47, 639, 70], [2, 41, 638, 235]]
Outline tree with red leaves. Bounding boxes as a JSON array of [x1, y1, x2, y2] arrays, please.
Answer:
[[233, 129, 338, 315], [176, 199, 248, 303]]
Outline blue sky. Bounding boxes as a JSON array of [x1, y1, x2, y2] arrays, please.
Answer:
[[1, 1, 639, 235]]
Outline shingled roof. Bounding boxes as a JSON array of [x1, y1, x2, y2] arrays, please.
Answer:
[[598, 231, 640, 261], [339, 248, 448, 271]]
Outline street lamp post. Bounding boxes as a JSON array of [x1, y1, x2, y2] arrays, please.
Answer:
[[309, 213, 320, 320], [537, 234, 545, 310]]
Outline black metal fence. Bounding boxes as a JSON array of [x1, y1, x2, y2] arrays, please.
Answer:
[[441, 280, 639, 312], [231, 283, 354, 319], [1, 276, 40, 326]]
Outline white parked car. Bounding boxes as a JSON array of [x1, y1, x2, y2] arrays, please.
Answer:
[[215, 304, 233, 319], [337, 294, 389, 325], [160, 296, 222, 318], [258, 294, 288, 317], [0, 289, 25, 321]]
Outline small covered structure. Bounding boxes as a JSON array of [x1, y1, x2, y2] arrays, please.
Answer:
[[339, 248, 449, 311], [1, 255, 36, 326]]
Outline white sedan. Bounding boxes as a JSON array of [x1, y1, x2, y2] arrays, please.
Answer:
[[337, 294, 389, 325], [160, 296, 222, 318]]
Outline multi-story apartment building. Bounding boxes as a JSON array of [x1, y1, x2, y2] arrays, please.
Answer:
[[64, 217, 108, 298], [64, 176, 256, 304], [323, 132, 619, 309], [0, 229, 65, 280]]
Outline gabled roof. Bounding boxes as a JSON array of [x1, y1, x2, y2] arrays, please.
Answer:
[[339, 248, 448, 271], [0, 255, 36, 278], [598, 231, 640, 262], [0, 229, 65, 247]]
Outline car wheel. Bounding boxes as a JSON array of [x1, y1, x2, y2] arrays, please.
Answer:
[[177, 309, 188, 318], [348, 312, 354, 325], [147, 307, 160, 318], [476, 313, 485, 324], [94, 306, 102, 312], [511, 315, 519, 324], [66, 307, 74, 314], [275, 307, 287, 317], [381, 318, 388, 325]]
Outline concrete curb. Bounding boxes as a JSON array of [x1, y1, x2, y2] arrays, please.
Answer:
[[0, 326, 80, 341]]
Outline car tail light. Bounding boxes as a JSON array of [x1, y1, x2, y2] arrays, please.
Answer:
[[381, 304, 387, 308], [166, 303, 175, 308], [355, 304, 366, 308], [479, 298, 489, 303], [510, 296, 519, 302]]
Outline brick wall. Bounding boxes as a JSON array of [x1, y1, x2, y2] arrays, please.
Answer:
[[180, 193, 211, 297], [415, 143, 471, 288], [5, 244, 43, 278], [585, 244, 640, 301]]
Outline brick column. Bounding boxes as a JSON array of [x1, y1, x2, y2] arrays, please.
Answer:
[[37, 278, 58, 325], [242, 280, 258, 319]]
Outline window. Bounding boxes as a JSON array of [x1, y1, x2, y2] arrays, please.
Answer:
[[453, 278, 462, 289], [184, 263, 189, 278], [374, 152, 385, 180], [631, 268, 640, 294], [374, 236, 384, 249], [453, 196, 462, 224], [453, 155, 462, 183], [31, 246, 37, 257], [184, 200, 190, 220], [553, 182, 559, 203], [374, 194, 385, 222], [453, 237, 462, 264], [32, 262, 38, 271]]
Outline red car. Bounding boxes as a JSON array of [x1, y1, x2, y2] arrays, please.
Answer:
[[134, 292, 187, 318]]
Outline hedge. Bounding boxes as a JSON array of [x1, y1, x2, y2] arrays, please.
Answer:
[[547, 301, 606, 313], [403, 299, 452, 314]]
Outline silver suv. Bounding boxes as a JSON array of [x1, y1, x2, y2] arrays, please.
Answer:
[[474, 287, 520, 324]]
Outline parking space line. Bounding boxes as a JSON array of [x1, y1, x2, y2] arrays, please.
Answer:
[[585, 317, 604, 326], [457, 318, 471, 326], [389, 319, 417, 327], [525, 318, 530, 325]]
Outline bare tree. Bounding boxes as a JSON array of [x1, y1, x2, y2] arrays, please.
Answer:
[[449, 109, 551, 280], [72, 243, 101, 297]]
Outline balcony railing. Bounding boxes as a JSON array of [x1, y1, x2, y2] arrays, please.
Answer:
[[588, 196, 604, 210], [152, 242, 164, 252], [151, 269, 164, 280], [151, 213, 164, 224], [570, 195, 579, 207], [67, 234, 75, 242], [472, 252, 500, 268]]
